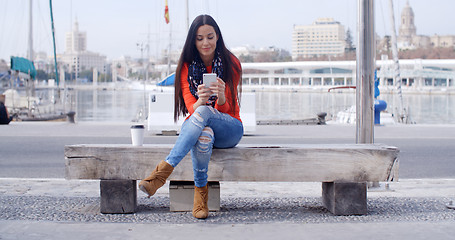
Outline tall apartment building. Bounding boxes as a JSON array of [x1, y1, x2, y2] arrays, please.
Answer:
[[60, 20, 106, 78], [65, 21, 87, 52], [292, 18, 346, 60]]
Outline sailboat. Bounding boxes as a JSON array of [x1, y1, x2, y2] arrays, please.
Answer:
[[157, 72, 175, 86], [2, 0, 67, 121], [329, 0, 413, 125]]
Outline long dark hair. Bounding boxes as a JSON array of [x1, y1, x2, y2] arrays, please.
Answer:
[[174, 14, 242, 122]]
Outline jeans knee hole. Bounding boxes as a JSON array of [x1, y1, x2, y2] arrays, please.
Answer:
[[194, 112, 204, 122], [191, 115, 204, 129], [202, 128, 214, 137], [199, 136, 212, 144], [194, 168, 207, 173], [208, 107, 217, 114], [196, 136, 211, 153]]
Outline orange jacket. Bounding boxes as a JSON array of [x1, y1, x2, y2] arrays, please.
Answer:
[[180, 58, 241, 122]]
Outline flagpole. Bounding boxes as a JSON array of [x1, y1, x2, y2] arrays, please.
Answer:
[[168, 25, 172, 76], [165, 0, 171, 75]]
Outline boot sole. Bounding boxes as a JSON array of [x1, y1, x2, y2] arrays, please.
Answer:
[[138, 184, 151, 198]]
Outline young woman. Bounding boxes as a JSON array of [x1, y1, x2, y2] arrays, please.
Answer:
[[139, 15, 243, 219]]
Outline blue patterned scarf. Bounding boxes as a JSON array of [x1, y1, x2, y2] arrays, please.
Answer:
[[187, 52, 223, 107]]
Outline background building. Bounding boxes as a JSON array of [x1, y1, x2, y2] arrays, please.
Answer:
[[431, 35, 455, 48], [292, 18, 346, 60], [60, 20, 106, 81], [398, 1, 454, 50], [398, 1, 430, 49], [231, 46, 291, 63], [65, 21, 87, 52]]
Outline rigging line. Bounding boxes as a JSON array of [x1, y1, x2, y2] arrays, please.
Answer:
[[206, 0, 210, 14], [0, 7, 8, 59], [0, 0, 10, 54], [379, 0, 388, 36], [0, 2, 14, 58], [345, 0, 355, 34], [36, 0, 53, 54], [395, 0, 401, 28], [11, 0, 28, 58], [346, 0, 351, 29]]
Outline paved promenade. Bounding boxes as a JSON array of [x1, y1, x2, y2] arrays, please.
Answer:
[[0, 178, 454, 239], [0, 122, 455, 239]]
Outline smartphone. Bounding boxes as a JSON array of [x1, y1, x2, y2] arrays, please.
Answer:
[[203, 73, 217, 88]]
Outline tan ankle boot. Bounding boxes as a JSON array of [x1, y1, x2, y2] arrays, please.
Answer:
[[192, 184, 209, 219], [139, 160, 174, 198]]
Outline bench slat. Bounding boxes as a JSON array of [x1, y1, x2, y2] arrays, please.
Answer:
[[65, 144, 399, 182]]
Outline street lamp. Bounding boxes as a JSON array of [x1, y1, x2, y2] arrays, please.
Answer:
[[137, 42, 149, 121]]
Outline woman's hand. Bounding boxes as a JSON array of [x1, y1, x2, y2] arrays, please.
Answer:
[[194, 78, 226, 109], [197, 83, 212, 101], [211, 78, 226, 105]]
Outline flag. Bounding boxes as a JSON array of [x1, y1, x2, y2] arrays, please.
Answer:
[[164, 0, 170, 24]]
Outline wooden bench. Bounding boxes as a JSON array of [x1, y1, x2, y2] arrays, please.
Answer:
[[64, 144, 399, 215]]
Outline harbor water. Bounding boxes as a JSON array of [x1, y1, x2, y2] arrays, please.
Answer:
[[69, 89, 455, 124]]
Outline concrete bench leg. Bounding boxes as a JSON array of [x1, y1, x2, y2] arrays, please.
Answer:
[[100, 180, 137, 214], [322, 182, 367, 215], [169, 181, 220, 212]]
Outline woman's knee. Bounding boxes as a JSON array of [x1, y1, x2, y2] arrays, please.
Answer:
[[190, 106, 216, 129], [194, 105, 217, 119]]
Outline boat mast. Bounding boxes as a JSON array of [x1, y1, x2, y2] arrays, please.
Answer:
[[165, 0, 171, 76], [185, 0, 189, 31], [388, 0, 406, 123], [28, 0, 35, 97], [28, 0, 33, 61], [167, 26, 172, 76], [49, 0, 59, 86]]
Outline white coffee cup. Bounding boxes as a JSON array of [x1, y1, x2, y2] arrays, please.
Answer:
[[131, 125, 145, 146]]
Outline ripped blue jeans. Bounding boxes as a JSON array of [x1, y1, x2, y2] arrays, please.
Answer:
[[165, 105, 243, 187]]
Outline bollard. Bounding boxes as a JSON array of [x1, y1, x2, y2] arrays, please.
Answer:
[[374, 100, 387, 125], [67, 111, 76, 123], [317, 112, 327, 125]]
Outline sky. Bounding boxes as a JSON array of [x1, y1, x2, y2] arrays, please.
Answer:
[[1, 0, 455, 62]]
